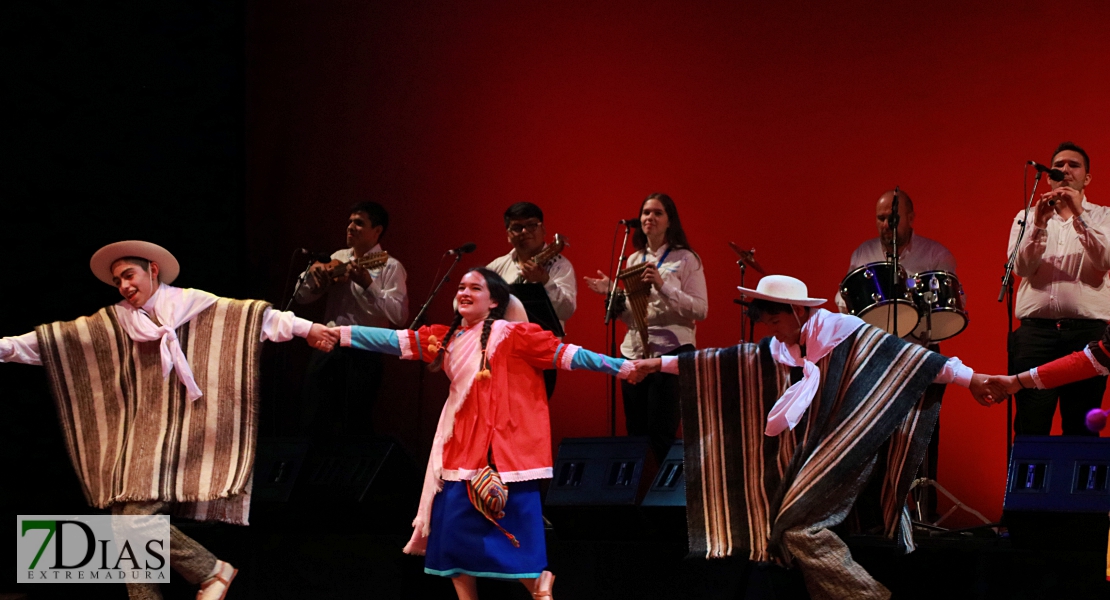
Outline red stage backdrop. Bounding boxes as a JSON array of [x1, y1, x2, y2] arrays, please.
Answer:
[[247, 1, 1110, 526]]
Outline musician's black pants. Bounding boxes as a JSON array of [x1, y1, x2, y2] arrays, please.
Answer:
[[1009, 320, 1107, 436], [621, 344, 694, 464]]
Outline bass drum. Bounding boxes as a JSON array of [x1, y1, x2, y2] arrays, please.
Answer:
[[839, 262, 920, 336], [909, 270, 968, 342]]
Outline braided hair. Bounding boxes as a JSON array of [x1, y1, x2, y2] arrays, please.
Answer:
[[428, 267, 511, 374]]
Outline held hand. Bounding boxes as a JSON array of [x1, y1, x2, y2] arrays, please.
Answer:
[[642, 265, 663, 290], [584, 270, 611, 295], [968, 374, 1006, 407], [626, 358, 662, 384], [519, 260, 549, 284], [306, 323, 338, 352], [990, 374, 1023, 396], [349, 263, 373, 288]]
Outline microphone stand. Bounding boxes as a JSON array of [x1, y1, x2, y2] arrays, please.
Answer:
[[408, 249, 468, 460], [889, 188, 901, 338], [999, 169, 1044, 452], [410, 251, 466, 330], [284, 256, 318, 311], [606, 223, 635, 436]]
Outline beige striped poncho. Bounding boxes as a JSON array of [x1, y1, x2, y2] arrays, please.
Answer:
[[34, 298, 268, 525], [679, 323, 947, 562]]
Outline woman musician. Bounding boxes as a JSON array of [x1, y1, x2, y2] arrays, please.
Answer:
[[585, 192, 708, 462]]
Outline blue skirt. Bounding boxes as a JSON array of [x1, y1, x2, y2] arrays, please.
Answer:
[[424, 479, 547, 579]]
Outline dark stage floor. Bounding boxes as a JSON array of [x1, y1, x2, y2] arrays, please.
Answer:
[[7, 505, 1109, 600]]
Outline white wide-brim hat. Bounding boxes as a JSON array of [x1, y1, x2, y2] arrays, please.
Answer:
[[738, 275, 826, 307], [89, 241, 180, 286]]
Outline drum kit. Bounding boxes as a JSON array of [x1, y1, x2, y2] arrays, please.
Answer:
[[840, 262, 968, 343]]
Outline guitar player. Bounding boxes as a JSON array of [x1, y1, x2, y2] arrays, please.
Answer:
[[295, 201, 409, 437], [486, 202, 577, 398]]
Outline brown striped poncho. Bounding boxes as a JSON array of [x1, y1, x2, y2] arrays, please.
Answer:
[[679, 323, 947, 563], [34, 298, 268, 525]]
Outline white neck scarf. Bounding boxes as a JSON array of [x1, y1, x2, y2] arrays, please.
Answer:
[[765, 308, 864, 436], [112, 284, 219, 401]]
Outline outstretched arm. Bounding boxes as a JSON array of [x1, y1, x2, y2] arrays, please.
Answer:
[[260, 308, 338, 351], [0, 332, 42, 365], [338, 325, 404, 357], [554, 344, 633, 379]]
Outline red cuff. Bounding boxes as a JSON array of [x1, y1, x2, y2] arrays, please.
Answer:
[[1036, 350, 1100, 390]]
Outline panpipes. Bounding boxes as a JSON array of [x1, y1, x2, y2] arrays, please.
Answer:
[[617, 262, 653, 357]]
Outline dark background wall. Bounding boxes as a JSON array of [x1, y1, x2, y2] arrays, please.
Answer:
[[1, 1, 248, 590], [4, 6, 1110, 589]]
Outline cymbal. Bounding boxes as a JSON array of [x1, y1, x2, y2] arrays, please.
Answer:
[[728, 241, 766, 275]]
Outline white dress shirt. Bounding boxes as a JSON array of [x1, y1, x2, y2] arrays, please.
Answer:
[[618, 244, 708, 359], [487, 246, 577, 333], [295, 244, 409, 328], [1007, 197, 1110, 320], [1, 284, 313, 398]]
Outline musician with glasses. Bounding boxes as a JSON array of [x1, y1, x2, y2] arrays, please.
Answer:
[[295, 201, 409, 438], [584, 193, 707, 463], [487, 202, 577, 398]]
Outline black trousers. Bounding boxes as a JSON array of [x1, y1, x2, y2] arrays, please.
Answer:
[[300, 346, 384, 439], [621, 344, 694, 463], [1009, 320, 1107, 436]]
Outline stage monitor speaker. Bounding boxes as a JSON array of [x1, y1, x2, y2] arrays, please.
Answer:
[[254, 437, 312, 502], [1003, 435, 1110, 550], [297, 436, 417, 503], [545, 436, 652, 506], [544, 437, 655, 540], [641, 440, 685, 507]]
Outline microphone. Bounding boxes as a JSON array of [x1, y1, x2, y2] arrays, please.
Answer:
[[447, 242, 477, 256], [618, 218, 641, 227], [1028, 161, 1065, 182], [298, 249, 334, 262]]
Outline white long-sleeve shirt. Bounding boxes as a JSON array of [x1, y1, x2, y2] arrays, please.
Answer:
[[1, 288, 312, 366], [295, 244, 409, 328], [618, 245, 708, 359], [659, 310, 973, 387], [487, 246, 577, 333], [1007, 197, 1110, 320]]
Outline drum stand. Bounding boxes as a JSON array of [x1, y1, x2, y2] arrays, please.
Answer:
[[909, 477, 998, 533]]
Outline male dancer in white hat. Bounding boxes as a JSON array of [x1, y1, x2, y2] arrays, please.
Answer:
[[0, 240, 337, 600], [631, 274, 1002, 600]]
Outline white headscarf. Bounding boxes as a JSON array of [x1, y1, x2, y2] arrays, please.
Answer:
[[764, 308, 864, 436], [113, 284, 219, 401]]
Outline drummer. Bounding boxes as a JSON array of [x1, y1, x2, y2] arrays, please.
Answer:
[[836, 189, 960, 520], [835, 188, 960, 336]]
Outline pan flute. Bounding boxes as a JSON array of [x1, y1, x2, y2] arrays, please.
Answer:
[[617, 262, 653, 358]]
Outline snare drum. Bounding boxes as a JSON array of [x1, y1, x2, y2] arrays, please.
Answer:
[[839, 262, 921, 336], [908, 270, 968, 341]]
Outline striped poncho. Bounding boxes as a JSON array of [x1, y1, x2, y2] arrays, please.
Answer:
[[679, 323, 947, 563], [34, 298, 268, 525]]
